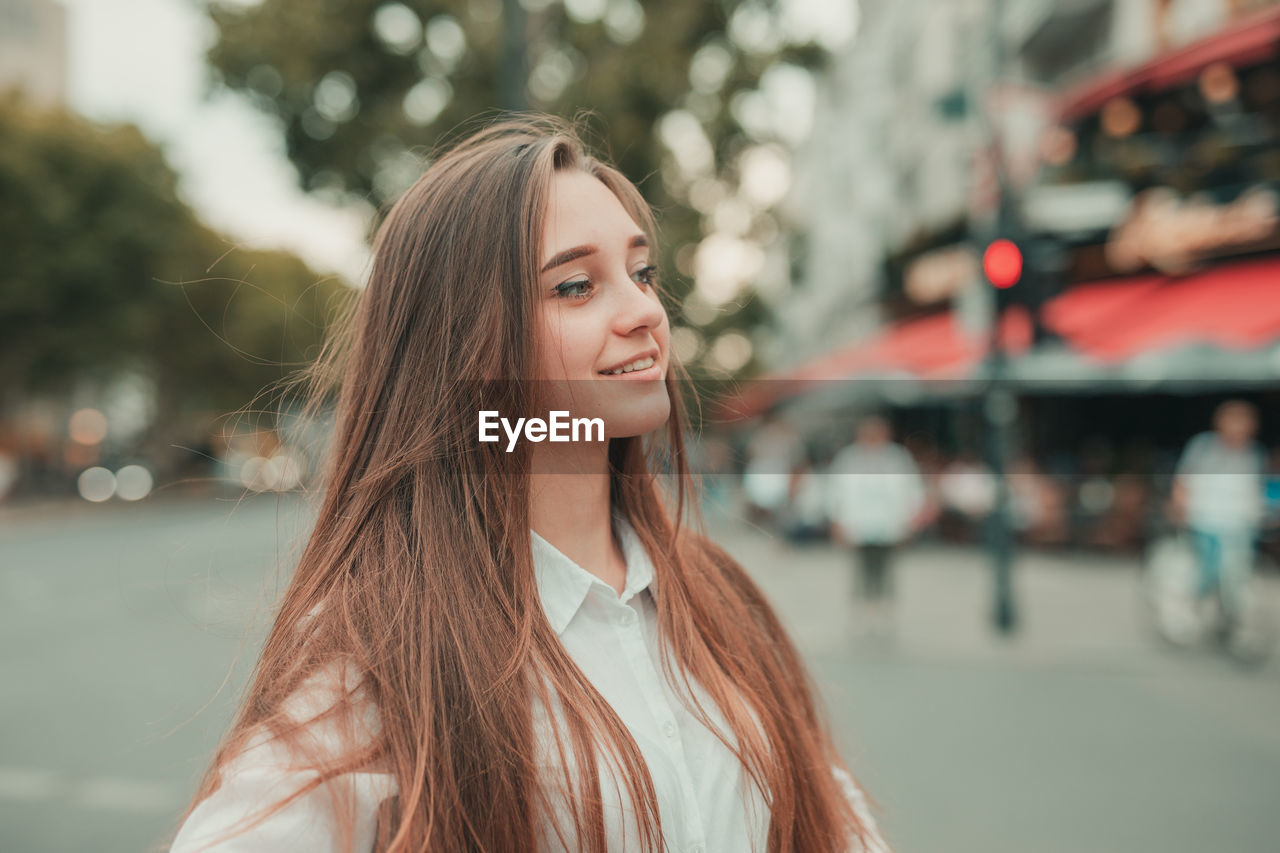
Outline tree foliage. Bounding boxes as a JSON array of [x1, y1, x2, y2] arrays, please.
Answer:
[[202, 0, 829, 380], [0, 94, 348, 469]]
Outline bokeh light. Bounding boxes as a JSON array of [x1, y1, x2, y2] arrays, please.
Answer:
[[1101, 97, 1141, 137], [1199, 62, 1239, 105], [114, 465, 153, 501], [68, 408, 108, 445], [238, 451, 303, 492], [709, 331, 753, 373], [671, 326, 705, 364], [77, 466, 116, 502], [372, 3, 422, 55], [1040, 125, 1077, 166]]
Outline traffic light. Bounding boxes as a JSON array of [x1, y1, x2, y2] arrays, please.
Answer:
[[982, 238, 1022, 289]]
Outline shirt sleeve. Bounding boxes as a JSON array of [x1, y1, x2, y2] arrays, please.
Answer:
[[832, 767, 893, 853], [172, 663, 393, 853], [170, 734, 395, 853], [1175, 433, 1210, 477]]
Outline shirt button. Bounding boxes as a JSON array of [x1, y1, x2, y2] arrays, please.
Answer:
[[662, 720, 677, 738], [687, 844, 705, 853], [617, 608, 637, 627]]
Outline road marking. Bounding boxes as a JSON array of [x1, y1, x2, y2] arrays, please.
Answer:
[[74, 777, 179, 812], [0, 767, 60, 801], [0, 766, 178, 812]]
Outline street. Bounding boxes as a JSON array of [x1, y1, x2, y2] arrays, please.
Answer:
[[709, 507, 1280, 853], [2, 492, 1278, 852]]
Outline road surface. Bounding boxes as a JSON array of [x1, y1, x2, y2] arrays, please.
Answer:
[[2, 491, 1277, 852]]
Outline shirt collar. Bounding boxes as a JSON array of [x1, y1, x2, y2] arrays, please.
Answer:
[[530, 511, 655, 636]]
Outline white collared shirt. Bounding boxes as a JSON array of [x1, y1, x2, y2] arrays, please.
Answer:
[[171, 516, 890, 853]]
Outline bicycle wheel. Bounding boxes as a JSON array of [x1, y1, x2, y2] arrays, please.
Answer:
[[1141, 534, 1204, 648], [1223, 557, 1278, 669]]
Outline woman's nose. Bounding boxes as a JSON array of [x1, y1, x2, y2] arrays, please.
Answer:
[[612, 274, 666, 334]]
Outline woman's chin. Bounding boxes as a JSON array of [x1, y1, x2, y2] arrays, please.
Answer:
[[536, 377, 671, 440], [601, 396, 672, 439]]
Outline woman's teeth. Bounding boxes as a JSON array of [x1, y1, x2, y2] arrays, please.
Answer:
[[601, 356, 656, 375]]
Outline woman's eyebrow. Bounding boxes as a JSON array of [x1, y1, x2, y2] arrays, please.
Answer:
[[540, 234, 649, 274]]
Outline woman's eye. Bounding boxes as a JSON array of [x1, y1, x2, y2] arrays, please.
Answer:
[[554, 278, 594, 300], [632, 264, 658, 287]]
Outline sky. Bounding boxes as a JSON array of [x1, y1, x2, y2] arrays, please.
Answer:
[[62, 0, 373, 285]]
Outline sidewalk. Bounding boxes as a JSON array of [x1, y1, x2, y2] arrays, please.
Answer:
[[705, 514, 1280, 853], [704, 513, 1280, 675]]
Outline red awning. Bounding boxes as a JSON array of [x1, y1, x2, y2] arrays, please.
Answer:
[[715, 307, 1032, 421], [1057, 5, 1280, 123], [1042, 255, 1280, 362]]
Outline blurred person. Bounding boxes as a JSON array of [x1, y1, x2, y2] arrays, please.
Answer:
[[1171, 400, 1266, 637], [169, 117, 889, 853], [1006, 456, 1043, 535], [825, 416, 925, 642], [779, 453, 830, 545], [1089, 474, 1150, 551], [1006, 456, 1070, 547], [900, 433, 943, 538], [1073, 439, 1117, 548], [937, 453, 996, 542], [689, 431, 735, 519], [742, 415, 801, 526]]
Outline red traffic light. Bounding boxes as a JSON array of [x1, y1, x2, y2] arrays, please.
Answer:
[[983, 239, 1022, 289]]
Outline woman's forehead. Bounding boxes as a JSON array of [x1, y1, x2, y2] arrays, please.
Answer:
[[540, 171, 644, 258]]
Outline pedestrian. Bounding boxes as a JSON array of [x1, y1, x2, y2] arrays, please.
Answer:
[[825, 416, 925, 642], [169, 116, 890, 853], [1171, 399, 1266, 637], [742, 415, 801, 527], [779, 452, 830, 546], [937, 452, 996, 542]]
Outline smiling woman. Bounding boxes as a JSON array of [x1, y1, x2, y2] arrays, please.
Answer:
[[168, 114, 891, 853], [532, 167, 672, 446]]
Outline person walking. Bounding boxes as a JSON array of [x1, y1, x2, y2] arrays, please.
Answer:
[[742, 416, 802, 527], [825, 416, 925, 643], [167, 115, 890, 853]]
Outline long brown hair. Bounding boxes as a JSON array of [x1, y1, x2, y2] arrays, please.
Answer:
[[177, 113, 878, 852]]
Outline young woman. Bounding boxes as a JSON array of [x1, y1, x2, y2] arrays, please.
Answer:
[[170, 114, 891, 853]]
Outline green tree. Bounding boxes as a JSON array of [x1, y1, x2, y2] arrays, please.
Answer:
[[202, 0, 830, 387], [0, 94, 192, 394], [0, 94, 348, 476]]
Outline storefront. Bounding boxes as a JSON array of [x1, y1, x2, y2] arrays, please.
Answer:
[[718, 8, 1280, 551]]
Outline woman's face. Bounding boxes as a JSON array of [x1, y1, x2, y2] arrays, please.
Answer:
[[534, 169, 671, 439]]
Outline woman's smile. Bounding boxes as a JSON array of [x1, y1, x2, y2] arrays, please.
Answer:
[[598, 359, 662, 380]]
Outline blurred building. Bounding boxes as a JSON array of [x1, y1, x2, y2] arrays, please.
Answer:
[[772, 0, 1280, 368], [732, 0, 1280, 550], [0, 0, 67, 107], [753, 0, 1280, 402], [770, 0, 986, 367], [1009, 0, 1280, 484]]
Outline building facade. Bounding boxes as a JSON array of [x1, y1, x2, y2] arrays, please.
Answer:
[[766, 0, 1280, 377]]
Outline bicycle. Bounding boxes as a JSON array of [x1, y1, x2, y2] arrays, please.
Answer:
[[1141, 528, 1277, 668]]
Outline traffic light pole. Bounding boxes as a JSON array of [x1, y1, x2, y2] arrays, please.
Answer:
[[974, 0, 1019, 635], [984, 346, 1018, 634]]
